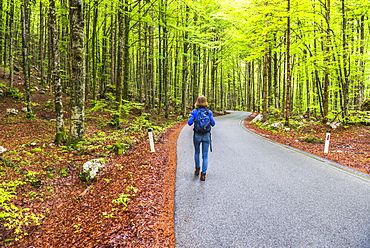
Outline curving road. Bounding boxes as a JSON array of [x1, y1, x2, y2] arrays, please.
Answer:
[[175, 111, 370, 248]]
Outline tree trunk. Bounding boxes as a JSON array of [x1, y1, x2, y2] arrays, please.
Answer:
[[21, 0, 32, 116], [123, 0, 130, 101], [181, 4, 189, 117], [49, 0, 65, 144], [340, 0, 349, 117], [356, 15, 365, 108], [68, 0, 85, 145], [39, 0, 45, 85], [285, 0, 292, 125], [8, 0, 14, 89], [91, 0, 98, 102], [161, 0, 169, 118], [0, 0, 3, 74], [262, 4, 269, 122], [322, 0, 331, 121], [114, 4, 124, 127]]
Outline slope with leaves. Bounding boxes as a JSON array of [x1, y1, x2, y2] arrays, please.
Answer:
[[0, 78, 183, 247], [245, 113, 370, 176]]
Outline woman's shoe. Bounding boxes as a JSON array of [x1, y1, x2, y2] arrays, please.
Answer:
[[200, 173, 206, 181], [195, 167, 200, 176]]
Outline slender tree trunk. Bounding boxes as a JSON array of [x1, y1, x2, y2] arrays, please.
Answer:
[[285, 0, 292, 125], [202, 47, 208, 96], [181, 4, 189, 117], [262, 2, 269, 121], [49, 0, 65, 144], [84, 5, 90, 98], [162, 0, 169, 118], [91, 0, 98, 102], [137, 2, 143, 103], [39, 0, 45, 85], [149, 15, 155, 109], [357, 15, 365, 108], [21, 0, 32, 115], [8, 0, 14, 89], [0, 0, 3, 73], [273, 51, 279, 110], [123, 0, 130, 101], [340, 0, 349, 117], [322, 0, 331, 121], [110, 4, 117, 93], [114, 4, 124, 127], [100, 9, 108, 99], [68, 0, 85, 145]]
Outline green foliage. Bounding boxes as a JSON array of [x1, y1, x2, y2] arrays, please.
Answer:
[[6, 88, 24, 100], [24, 112, 36, 119], [24, 170, 42, 188], [344, 111, 370, 125], [31, 148, 43, 153], [0, 180, 43, 240], [105, 137, 133, 155], [86, 100, 108, 114], [59, 167, 69, 177], [112, 186, 138, 210]]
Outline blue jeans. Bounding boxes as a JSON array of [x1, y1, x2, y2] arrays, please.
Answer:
[[193, 132, 211, 173]]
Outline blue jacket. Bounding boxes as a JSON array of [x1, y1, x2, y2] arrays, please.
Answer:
[[188, 108, 216, 129]]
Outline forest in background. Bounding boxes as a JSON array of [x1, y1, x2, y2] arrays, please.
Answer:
[[0, 0, 370, 245], [0, 0, 369, 142]]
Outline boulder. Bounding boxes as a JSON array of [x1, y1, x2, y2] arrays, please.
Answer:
[[269, 122, 284, 128], [251, 114, 263, 123], [80, 158, 106, 182], [0, 146, 7, 154], [328, 122, 342, 129], [6, 108, 18, 115]]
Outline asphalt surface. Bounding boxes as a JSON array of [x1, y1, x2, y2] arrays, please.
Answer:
[[175, 111, 370, 248]]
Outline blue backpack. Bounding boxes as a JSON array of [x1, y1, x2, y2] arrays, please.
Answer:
[[194, 109, 212, 133]]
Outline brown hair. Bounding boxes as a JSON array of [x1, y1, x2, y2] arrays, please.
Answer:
[[195, 95, 209, 109]]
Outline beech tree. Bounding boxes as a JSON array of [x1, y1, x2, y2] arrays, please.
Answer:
[[68, 0, 85, 145], [0, 0, 368, 137], [21, 0, 32, 115], [49, 0, 65, 143]]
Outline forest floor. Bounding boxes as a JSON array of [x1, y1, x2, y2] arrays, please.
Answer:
[[244, 113, 370, 175], [0, 79, 369, 247], [0, 76, 184, 247]]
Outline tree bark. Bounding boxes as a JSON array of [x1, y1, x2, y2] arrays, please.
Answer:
[[8, 0, 14, 89], [340, 0, 349, 117], [91, 0, 98, 102], [123, 0, 130, 101], [322, 0, 331, 121], [113, 3, 124, 127], [68, 0, 85, 145], [21, 0, 32, 115], [39, 0, 45, 85], [262, 2, 269, 122], [285, 0, 292, 125], [49, 0, 65, 144], [181, 4, 189, 117]]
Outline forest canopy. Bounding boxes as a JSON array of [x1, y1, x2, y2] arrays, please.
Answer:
[[0, 0, 369, 137]]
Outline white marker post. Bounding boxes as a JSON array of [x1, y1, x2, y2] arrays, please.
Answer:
[[324, 130, 331, 153], [148, 128, 155, 153]]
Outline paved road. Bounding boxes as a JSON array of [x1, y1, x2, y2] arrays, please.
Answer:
[[175, 111, 370, 248]]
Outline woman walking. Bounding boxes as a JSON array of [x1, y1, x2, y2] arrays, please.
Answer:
[[188, 96, 216, 181]]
